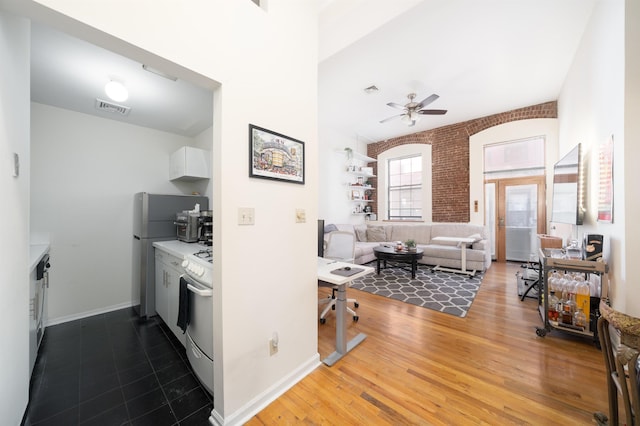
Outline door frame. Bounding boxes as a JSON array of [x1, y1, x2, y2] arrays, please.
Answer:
[[486, 176, 546, 262]]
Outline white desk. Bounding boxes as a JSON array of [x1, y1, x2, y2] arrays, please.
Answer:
[[317, 257, 374, 366], [431, 236, 477, 277]]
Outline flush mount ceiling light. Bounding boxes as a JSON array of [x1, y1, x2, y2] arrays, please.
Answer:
[[142, 64, 178, 81], [104, 80, 128, 102]]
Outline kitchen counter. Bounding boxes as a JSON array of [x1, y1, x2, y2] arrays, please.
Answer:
[[30, 243, 50, 271], [152, 240, 209, 260]]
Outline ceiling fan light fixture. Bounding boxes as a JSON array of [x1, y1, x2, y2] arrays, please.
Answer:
[[105, 80, 128, 102]]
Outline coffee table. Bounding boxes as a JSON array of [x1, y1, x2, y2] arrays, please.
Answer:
[[373, 245, 424, 279]]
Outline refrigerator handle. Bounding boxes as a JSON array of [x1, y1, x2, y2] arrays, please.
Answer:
[[134, 235, 141, 240]]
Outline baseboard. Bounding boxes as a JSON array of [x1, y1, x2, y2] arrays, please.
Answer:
[[208, 353, 321, 426], [45, 301, 134, 326]]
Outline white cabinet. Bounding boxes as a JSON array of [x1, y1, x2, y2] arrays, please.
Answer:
[[170, 146, 210, 181], [155, 248, 186, 346]]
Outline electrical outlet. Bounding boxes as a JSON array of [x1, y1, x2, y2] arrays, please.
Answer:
[[269, 332, 279, 356]]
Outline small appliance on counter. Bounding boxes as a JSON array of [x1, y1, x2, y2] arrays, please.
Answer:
[[199, 210, 212, 246], [175, 209, 201, 243]]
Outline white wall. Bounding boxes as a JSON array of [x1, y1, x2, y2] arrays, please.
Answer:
[[0, 12, 31, 424], [558, 0, 640, 316], [469, 119, 559, 226], [16, 1, 319, 424], [30, 102, 201, 322]]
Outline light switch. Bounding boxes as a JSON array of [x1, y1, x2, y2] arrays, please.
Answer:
[[238, 207, 255, 225], [295, 209, 306, 223]]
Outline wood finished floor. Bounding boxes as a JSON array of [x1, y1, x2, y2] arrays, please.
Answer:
[[247, 261, 610, 425]]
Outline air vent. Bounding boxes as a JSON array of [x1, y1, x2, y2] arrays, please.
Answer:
[[95, 98, 131, 115]]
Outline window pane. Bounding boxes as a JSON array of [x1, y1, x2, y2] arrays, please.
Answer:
[[387, 155, 422, 220], [484, 137, 545, 173]]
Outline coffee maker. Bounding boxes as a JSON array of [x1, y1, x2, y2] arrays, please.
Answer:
[[199, 210, 213, 246]]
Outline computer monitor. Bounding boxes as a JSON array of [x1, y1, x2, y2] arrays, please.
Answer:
[[317, 219, 324, 257]]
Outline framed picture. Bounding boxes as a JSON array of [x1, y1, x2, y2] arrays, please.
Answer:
[[249, 124, 305, 184]]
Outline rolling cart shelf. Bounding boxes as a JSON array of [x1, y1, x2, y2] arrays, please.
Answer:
[[536, 248, 608, 343]]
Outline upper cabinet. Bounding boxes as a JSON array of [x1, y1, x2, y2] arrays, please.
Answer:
[[170, 146, 210, 181]]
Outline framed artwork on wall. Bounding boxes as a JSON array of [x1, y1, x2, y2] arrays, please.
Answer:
[[249, 124, 305, 184]]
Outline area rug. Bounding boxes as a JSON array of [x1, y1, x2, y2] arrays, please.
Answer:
[[349, 266, 484, 318]]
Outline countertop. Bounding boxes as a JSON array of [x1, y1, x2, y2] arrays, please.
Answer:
[[153, 240, 209, 260], [30, 243, 50, 271]]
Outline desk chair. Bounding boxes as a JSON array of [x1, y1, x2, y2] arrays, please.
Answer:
[[319, 231, 360, 324]]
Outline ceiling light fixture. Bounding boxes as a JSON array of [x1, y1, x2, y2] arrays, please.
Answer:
[[142, 64, 178, 81], [104, 80, 128, 102]]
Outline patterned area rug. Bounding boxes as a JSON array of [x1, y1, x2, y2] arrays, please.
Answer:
[[350, 266, 484, 318]]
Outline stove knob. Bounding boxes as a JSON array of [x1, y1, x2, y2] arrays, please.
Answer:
[[181, 260, 189, 268], [197, 266, 205, 276]]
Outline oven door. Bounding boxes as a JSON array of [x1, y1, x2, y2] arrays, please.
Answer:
[[182, 274, 213, 360]]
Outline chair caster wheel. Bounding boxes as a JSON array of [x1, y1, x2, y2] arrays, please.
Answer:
[[353, 316, 359, 322], [354, 302, 359, 308], [331, 305, 335, 310], [536, 327, 546, 337], [320, 318, 326, 324]]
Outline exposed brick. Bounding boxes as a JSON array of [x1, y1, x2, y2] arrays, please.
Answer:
[[366, 101, 557, 222]]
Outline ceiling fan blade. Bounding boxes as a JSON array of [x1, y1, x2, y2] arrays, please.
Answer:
[[416, 109, 447, 115], [386, 102, 406, 110], [416, 94, 439, 109], [379, 114, 403, 123]]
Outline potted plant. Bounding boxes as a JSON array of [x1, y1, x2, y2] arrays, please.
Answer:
[[405, 239, 417, 252]]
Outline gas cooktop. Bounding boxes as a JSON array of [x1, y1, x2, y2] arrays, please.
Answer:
[[192, 249, 212, 263]]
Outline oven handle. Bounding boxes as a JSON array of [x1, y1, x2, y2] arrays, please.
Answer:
[[187, 283, 212, 297]]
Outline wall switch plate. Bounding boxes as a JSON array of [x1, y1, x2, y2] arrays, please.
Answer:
[[238, 207, 255, 225], [295, 209, 306, 223]]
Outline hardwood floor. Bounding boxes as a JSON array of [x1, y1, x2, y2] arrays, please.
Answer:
[[247, 262, 611, 425]]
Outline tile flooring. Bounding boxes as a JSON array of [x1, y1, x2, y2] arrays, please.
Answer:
[[23, 307, 213, 425]]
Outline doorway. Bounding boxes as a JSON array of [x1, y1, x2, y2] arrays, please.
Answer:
[[485, 176, 546, 262]]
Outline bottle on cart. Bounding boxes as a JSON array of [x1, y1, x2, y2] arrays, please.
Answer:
[[573, 304, 587, 329], [548, 291, 559, 322], [562, 293, 576, 325], [574, 275, 590, 327]]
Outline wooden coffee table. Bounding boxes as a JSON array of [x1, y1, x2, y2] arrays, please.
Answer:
[[373, 245, 424, 279]]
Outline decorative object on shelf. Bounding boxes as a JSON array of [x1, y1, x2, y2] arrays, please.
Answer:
[[344, 147, 353, 160], [405, 239, 416, 252], [249, 124, 305, 184]]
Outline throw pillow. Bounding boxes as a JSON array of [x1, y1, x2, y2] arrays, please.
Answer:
[[324, 223, 338, 234], [354, 226, 367, 242], [366, 225, 387, 242]]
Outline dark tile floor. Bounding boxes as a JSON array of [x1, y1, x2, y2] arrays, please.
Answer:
[[22, 307, 213, 426]]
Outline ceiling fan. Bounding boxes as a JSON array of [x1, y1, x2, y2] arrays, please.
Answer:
[[379, 93, 447, 127]]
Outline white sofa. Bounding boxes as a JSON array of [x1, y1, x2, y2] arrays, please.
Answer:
[[327, 222, 492, 272]]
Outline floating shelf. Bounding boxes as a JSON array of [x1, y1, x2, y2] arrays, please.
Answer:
[[336, 149, 376, 163]]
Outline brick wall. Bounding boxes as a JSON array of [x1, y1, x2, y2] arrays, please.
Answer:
[[366, 101, 557, 222]]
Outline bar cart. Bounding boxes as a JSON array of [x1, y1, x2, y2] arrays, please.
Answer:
[[535, 247, 608, 345]]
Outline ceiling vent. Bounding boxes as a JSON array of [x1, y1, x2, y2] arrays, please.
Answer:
[[95, 98, 131, 115]]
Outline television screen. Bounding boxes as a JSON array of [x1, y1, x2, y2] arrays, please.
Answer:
[[550, 143, 584, 225], [317, 219, 325, 257]]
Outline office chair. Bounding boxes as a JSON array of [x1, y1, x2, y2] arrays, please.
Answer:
[[319, 231, 360, 324]]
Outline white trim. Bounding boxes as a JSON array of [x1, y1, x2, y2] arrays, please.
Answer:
[[208, 354, 321, 426], [45, 301, 134, 326]]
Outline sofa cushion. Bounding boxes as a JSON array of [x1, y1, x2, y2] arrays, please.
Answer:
[[366, 225, 387, 242], [390, 225, 431, 245], [354, 224, 368, 242], [324, 223, 338, 234]]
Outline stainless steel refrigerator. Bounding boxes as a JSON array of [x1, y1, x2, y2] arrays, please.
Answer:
[[133, 192, 208, 318]]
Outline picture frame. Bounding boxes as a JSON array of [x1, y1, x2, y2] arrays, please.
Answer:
[[249, 124, 305, 184]]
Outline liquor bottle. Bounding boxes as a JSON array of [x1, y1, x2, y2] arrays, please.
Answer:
[[573, 304, 587, 330], [574, 275, 590, 327]]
